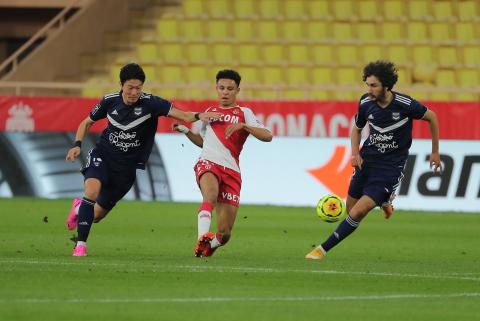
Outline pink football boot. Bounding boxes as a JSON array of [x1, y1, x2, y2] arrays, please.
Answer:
[[66, 198, 81, 230], [72, 243, 87, 257]]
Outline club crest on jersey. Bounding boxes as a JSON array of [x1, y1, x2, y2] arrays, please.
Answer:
[[392, 112, 400, 120], [134, 107, 142, 115], [233, 109, 239, 114]]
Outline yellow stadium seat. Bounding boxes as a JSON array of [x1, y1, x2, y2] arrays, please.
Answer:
[[387, 45, 410, 66], [160, 43, 184, 64], [337, 45, 359, 66], [412, 65, 436, 83], [261, 67, 284, 84], [458, 69, 480, 87], [383, 0, 406, 21], [140, 64, 158, 81], [357, 22, 378, 43], [430, 22, 454, 44], [183, 0, 204, 18], [408, 0, 432, 20], [182, 20, 205, 41], [204, 0, 232, 18], [336, 67, 357, 85], [239, 66, 260, 84], [307, 0, 332, 20], [456, 23, 477, 44], [283, 21, 305, 43], [255, 89, 277, 100], [286, 66, 309, 84], [361, 44, 384, 63], [436, 47, 459, 68], [233, 0, 257, 19], [436, 69, 455, 86], [262, 44, 285, 65], [156, 18, 179, 42], [238, 44, 261, 65], [332, 22, 354, 43], [137, 43, 157, 63], [432, 1, 455, 21], [462, 46, 480, 67], [257, 21, 280, 42], [284, 89, 307, 100], [206, 20, 230, 42], [407, 22, 428, 43], [82, 86, 104, 98], [258, 0, 282, 19], [332, 0, 355, 21], [458, 1, 479, 21], [306, 21, 330, 43], [211, 44, 234, 65], [409, 83, 433, 101], [311, 67, 333, 84], [413, 46, 434, 65], [186, 65, 209, 84], [310, 45, 334, 65], [358, 0, 380, 21], [158, 65, 183, 84], [284, 0, 307, 19], [381, 22, 404, 43], [287, 44, 309, 65], [396, 68, 412, 86], [186, 43, 209, 64], [233, 20, 254, 42]]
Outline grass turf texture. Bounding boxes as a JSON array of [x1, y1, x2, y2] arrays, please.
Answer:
[[0, 198, 479, 321]]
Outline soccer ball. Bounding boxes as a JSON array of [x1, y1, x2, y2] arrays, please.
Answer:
[[316, 194, 347, 223]]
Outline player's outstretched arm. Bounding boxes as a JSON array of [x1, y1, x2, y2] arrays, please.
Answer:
[[168, 107, 222, 123], [65, 117, 94, 162], [225, 123, 273, 142], [422, 109, 442, 174], [172, 123, 204, 148]]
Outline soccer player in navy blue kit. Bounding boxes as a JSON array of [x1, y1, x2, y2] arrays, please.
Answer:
[[306, 61, 443, 260], [65, 63, 221, 256]]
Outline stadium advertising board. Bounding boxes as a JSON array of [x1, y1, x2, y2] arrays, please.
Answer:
[[156, 135, 480, 212], [1, 96, 480, 139]]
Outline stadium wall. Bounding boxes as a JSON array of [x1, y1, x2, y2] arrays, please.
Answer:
[[0, 96, 479, 212]]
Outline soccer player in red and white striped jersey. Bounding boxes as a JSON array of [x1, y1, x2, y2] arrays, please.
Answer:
[[173, 69, 272, 257]]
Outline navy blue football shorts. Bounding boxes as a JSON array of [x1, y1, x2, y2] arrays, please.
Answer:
[[348, 164, 404, 206], [81, 148, 136, 211]]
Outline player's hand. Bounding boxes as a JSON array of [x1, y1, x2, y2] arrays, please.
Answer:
[[172, 123, 190, 134], [199, 112, 222, 121], [65, 147, 81, 162], [225, 123, 245, 138], [429, 152, 443, 174], [351, 154, 363, 169]]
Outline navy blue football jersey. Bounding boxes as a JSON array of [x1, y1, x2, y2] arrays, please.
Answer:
[[355, 92, 427, 168], [89, 92, 172, 168]]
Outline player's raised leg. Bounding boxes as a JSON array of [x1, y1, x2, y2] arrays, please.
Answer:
[[66, 197, 82, 230], [306, 195, 374, 260], [194, 171, 218, 257]]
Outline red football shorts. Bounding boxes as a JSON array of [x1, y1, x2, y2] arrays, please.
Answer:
[[194, 159, 242, 207]]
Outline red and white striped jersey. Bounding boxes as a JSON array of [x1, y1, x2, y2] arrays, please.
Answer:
[[194, 105, 267, 173]]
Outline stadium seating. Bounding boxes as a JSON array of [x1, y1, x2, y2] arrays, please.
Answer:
[[79, 0, 479, 101]]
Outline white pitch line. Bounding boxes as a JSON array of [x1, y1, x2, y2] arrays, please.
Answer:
[[1, 259, 480, 282], [0, 293, 479, 304]]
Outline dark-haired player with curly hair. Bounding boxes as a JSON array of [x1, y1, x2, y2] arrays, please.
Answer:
[[64, 63, 221, 256], [306, 60, 442, 260], [173, 69, 272, 257]]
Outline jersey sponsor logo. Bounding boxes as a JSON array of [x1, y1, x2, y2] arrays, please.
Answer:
[[108, 130, 141, 152], [215, 114, 240, 124], [221, 192, 239, 203], [307, 145, 352, 198], [370, 132, 399, 153]]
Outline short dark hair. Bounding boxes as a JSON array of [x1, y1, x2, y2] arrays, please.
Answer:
[[119, 63, 146, 85], [216, 69, 241, 86], [362, 60, 398, 90]]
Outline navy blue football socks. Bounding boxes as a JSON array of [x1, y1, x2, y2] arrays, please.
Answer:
[[77, 197, 95, 242], [321, 215, 360, 252]]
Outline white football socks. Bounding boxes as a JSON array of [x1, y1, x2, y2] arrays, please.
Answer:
[[197, 210, 211, 239]]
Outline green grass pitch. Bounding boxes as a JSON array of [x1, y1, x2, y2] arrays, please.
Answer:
[[1, 198, 479, 321]]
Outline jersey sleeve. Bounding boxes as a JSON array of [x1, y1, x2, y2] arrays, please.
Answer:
[[242, 107, 267, 129], [408, 99, 428, 120], [151, 96, 173, 117], [354, 101, 367, 129], [89, 98, 108, 121]]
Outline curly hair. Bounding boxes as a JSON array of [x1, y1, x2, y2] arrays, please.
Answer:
[[362, 61, 398, 90], [216, 69, 241, 86]]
